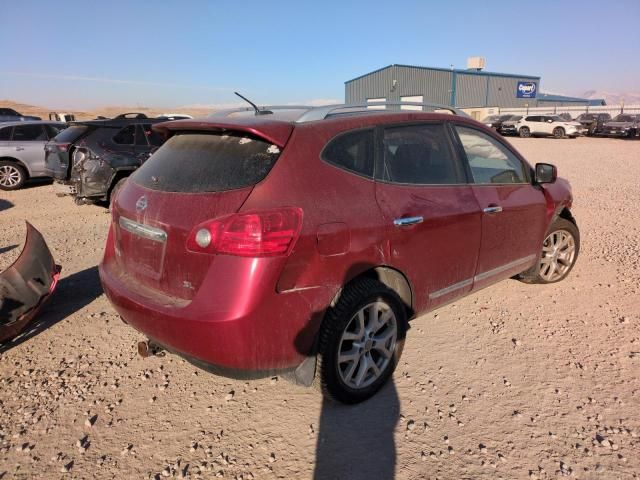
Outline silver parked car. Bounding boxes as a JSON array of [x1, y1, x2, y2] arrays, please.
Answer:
[[0, 121, 66, 190]]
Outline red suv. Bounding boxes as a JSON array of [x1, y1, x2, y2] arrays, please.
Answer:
[[99, 104, 579, 404]]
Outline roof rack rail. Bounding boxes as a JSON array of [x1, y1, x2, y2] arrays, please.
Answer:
[[295, 102, 468, 123], [208, 106, 314, 118]]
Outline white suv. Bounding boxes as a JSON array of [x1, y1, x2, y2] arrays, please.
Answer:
[[516, 115, 582, 138]]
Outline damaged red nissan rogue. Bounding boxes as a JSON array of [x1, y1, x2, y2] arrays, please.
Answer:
[[99, 102, 579, 403]]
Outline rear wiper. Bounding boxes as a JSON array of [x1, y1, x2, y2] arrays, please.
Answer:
[[234, 92, 273, 116]]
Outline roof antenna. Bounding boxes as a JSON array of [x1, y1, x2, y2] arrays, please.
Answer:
[[234, 92, 272, 115]]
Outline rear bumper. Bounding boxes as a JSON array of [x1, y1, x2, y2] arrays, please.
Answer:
[[0, 223, 61, 342], [99, 240, 331, 373]]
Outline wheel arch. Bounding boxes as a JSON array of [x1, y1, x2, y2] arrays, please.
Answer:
[[0, 157, 31, 177], [331, 265, 414, 317]]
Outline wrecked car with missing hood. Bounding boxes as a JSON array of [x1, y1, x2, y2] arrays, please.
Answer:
[[44, 114, 168, 204], [0, 222, 61, 343]]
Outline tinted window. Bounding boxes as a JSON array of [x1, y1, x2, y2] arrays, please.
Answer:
[[322, 129, 374, 177], [381, 124, 461, 185], [113, 125, 136, 145], [525, 116, 539, 122], [0, 108, 19, 116], [140, 124, 164, 147], [45, 124, 64, 139], [53, 125, 89, 143], [455, 126, 526, 184], [132, 132, 281, 193], [0, 127, 11, 141], [12, 124, 47, 141], [614, 115, 634, 122]]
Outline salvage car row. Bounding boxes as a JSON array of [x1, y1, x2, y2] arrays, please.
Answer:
[[0, 111, 190, 194], [481, 112, 640, 139]]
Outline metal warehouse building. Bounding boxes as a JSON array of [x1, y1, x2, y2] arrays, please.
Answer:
[[345, 63, 591, 113]]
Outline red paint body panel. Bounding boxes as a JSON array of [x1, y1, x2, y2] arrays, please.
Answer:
[[470, 184, 548, 289], [374, 183, 482, 311], [100, 112, 576, 374]]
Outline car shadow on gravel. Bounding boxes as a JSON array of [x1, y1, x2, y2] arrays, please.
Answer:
[[0, 265, 102, 353], [313, 380, 399, 479], [0, 199, 14, 212]]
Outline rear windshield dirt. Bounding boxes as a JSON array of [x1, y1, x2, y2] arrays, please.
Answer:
[[131, 132, 281, 193]]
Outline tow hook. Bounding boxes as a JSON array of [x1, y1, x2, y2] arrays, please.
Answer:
[[137, 340, 165, 358]]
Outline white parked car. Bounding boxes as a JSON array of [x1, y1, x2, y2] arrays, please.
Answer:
[[516, 115, 583, 138]]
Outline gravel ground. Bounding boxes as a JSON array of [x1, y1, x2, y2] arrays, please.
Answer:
[[0, 136, 639, 479]]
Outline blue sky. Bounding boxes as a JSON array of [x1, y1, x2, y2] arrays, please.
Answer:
[[2, 0, 639, 109]]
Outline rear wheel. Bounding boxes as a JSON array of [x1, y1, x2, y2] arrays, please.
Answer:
[[553, 127, 565, 139], [0, 161, 27, 191], [519, 127, 531, 138], [317, 278, 407, 404], [520, 217, 579, 284]]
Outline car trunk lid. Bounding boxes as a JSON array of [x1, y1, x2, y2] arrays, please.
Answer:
[[111, 126, 291, 300]]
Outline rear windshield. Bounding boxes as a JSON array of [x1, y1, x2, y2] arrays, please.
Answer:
[[53, 125, 90, 143], [132, 132, 281, 193]]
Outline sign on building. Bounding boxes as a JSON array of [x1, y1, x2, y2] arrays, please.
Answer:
[[517, 82, 537, 99]]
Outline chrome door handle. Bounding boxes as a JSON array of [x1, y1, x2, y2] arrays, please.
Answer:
[[393, 216, 423, 227], [483, 206, 503, 214], [15, 147, 25, 151]]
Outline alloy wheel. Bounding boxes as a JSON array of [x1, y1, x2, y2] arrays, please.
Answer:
[[337, 301, 398, 389], [540, 229, 576, 281], [0, 165, 22, 188]]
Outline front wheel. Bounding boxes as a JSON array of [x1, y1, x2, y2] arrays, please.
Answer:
[[317, 278, 407, 404], [553, 127, 565, 139], [519, 127, 531, 138], [520, 217, 580, 284]]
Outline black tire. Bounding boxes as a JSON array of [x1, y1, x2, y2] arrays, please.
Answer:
[[553, 127, 565, 139], [317, 278, 407, 404], [519, 127, 531, 138], [0, 161, 27, 191], [519, 217, 580, 284]]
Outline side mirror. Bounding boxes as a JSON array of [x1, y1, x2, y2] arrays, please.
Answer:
[[535, 163, 557, 184]]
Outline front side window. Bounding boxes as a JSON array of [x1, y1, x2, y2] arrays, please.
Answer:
[[455, 126, 527, 185], [322, 129, 374, 178], [380, 124, 462, 185], [12, 124, 47, 141], [112, 125, 136, 145]]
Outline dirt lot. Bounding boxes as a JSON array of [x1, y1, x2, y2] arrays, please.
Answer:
[[0, 136, 639, 479]]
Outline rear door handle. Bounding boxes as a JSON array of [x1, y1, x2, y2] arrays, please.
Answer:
[[394, 216, 423, 227], [483, 206, 503, 214], [15, 147, 25, 151]]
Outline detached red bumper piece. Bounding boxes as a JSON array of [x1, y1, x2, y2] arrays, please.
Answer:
[[0, 222, 61, 342]]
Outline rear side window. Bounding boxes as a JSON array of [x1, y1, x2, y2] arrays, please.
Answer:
[[45, 124, 64, 139], [53, 125, 89, 143], [132, 132, 281, 193], [113, 125, 136, 145], [0, 127, 11, 141], [380, 124, 462, 185], [455, 126, 526, 184], [322, 129, 374, 178], [141, 124, 164, 146], [12, 124, 47, 141]]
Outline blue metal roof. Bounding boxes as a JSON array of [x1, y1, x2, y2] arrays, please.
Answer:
[[345, 64, 540, 84], [536, 93, 590, 103]]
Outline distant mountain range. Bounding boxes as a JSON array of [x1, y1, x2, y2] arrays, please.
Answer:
[[581, 91, 640, 105]]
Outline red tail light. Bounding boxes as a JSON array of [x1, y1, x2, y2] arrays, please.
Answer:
[[57, 143, 71, 152], [186, 208, 303, 257]]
